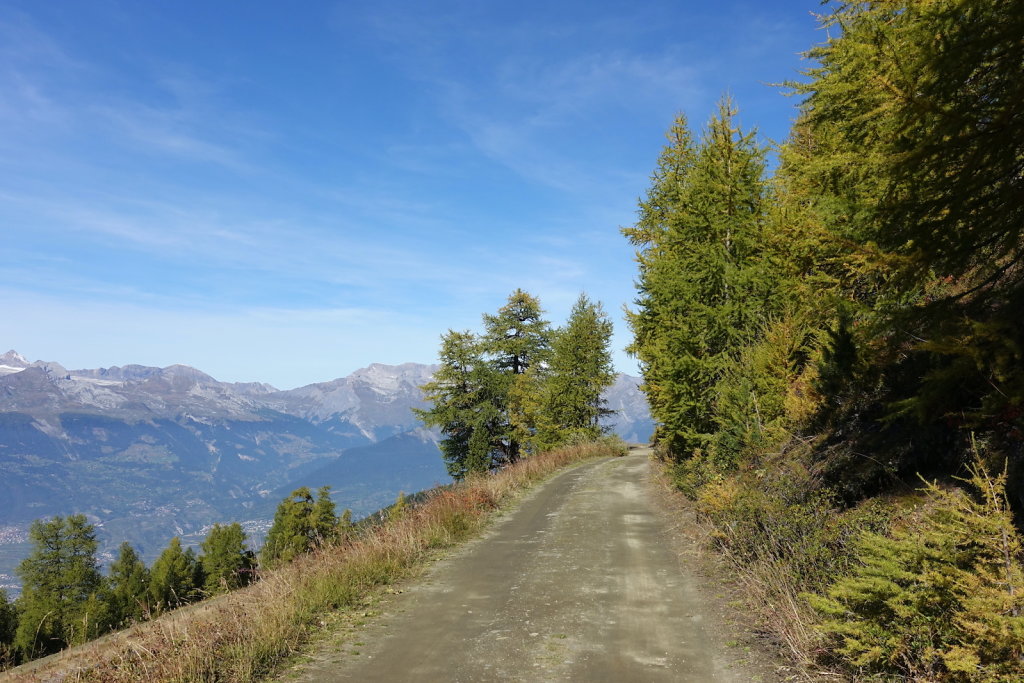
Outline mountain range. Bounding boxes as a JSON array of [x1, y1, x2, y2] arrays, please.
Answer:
[[0, 349, 652, 591]]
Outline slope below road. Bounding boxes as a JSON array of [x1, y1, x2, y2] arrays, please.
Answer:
[[288, 449, 779, 682]]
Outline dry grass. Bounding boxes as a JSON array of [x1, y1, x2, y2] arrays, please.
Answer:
[[5, 440, 621, 683], [649, 460, 841, 682]]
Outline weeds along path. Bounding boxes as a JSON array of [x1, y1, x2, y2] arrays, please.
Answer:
[[286, 448, 778, 682]]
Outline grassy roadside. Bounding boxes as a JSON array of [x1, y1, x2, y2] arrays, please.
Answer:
[[654, 441, 1024, 682], [4, 439, 625, 682]]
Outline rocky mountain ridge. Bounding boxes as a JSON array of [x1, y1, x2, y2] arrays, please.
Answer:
[[0, 350, 651, 589]]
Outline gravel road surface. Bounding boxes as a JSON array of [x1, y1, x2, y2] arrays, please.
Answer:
[[290, 449, 777, 682]]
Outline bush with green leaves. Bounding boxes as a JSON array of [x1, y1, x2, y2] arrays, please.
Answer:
[[697, 457, 890, 593]]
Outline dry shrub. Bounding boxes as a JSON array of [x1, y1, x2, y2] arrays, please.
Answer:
[[690, 446, 891, 669], [7, 439, 620, 683]]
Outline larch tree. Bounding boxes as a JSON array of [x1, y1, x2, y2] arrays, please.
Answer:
[[14, 514, 108, 658], [148, 537, 204, 611], [312, 486, 340, 546], [539, 294, 616, 447], [626, 98, 771, 458], [0, 588, 17, 667], [419, 289, 619, 473], [415, 330, 504, 479], [199, 523, 256, 595], [107, 541, 150, 626], [798, 0, 1024, 440], [261, 486, 338, 567], [623, 114, 697, 453], [481, 289, 552, 464]]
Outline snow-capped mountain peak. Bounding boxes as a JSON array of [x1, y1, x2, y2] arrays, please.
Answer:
[[0, 350, 31, 376], [0, 350, 29, 366]]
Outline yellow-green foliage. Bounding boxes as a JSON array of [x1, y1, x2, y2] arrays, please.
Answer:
[[711, 314, 822, 468], [629, 0, 1024, 677], [696, 454, 889, 594], [809, 460, 1024, 681], [388, 491, 408, 522]]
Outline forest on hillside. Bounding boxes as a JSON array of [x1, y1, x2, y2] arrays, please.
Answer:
[[625, 0, 1024, 679]]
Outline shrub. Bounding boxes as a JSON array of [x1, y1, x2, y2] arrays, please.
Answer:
[[808, 459, 1024, 681]]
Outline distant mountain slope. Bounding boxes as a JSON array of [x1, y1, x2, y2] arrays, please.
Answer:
[[0, 349, 651, 589], [263, 362, 438, 441], [255, 430, 450, 522], [601, 373, 655, 443]]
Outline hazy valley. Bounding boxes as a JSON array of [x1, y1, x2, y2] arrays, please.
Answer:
[[0, 350, 652, 591]]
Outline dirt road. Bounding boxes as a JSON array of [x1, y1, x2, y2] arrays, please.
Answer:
[[290, 450, 776, 682]]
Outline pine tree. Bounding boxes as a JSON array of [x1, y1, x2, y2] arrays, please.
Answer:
[[420, 289, 619, 471], [149, 537, 204, 611], [482, 289, 552, 464], [14, 514, 108, 658], [199, 523, 255, 595], [624, 114, 697, 453], [107, 541, 150, 626], [801, 0, 1024, 290], [626, 99, 772, 457], [312, 486, 339, 547], [787, 0, 1024, 485]]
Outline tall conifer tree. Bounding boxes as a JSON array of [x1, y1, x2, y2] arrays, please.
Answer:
[[107, 541, 150, 626], [624, 114, 697, 454], [796, 0, 1024, 442], [14, 514, 108, 657], [540, 294, 616, 446], [626, 99, 771, 457], [199, 523, 255, 595], [419, 290, 551, 476], [415, 330, 504, 479], [149, 537, 204, 611], [482, 289, 552, 464]]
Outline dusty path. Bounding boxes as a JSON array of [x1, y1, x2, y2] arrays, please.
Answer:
[[289, 450, 776, 682]]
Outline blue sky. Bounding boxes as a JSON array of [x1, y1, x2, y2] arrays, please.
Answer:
[[1, 0, 822, 389]]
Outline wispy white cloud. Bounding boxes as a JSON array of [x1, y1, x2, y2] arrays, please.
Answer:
[[92, 102, 254, 170], [0, 11, 266, 174], [343, 3, 707, 194]]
